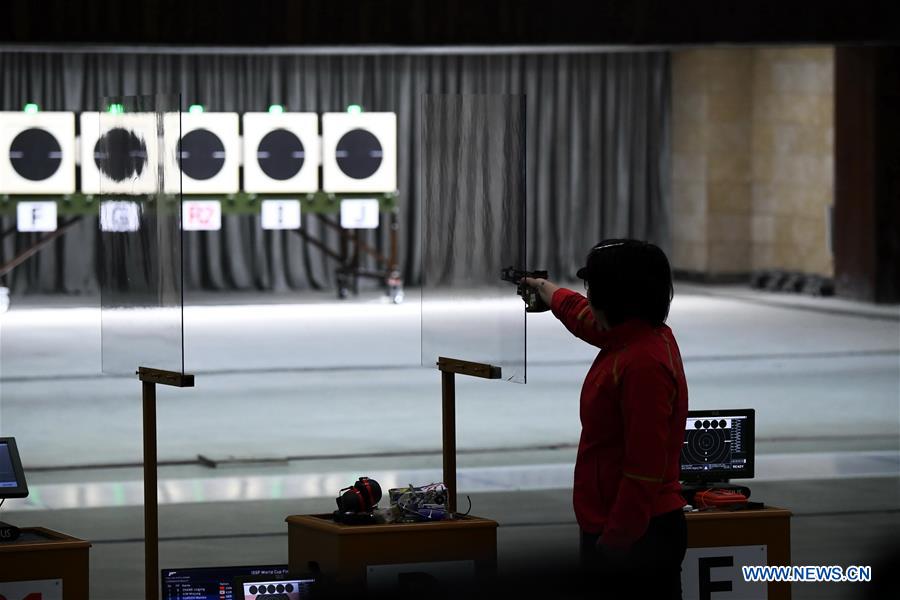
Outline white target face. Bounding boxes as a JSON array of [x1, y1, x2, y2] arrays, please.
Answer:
[[0, 112, 75, 194], [242, 113, 319, 193], [322, 112, 396, 193], [165, 112, 240, 194], [80, 112, 167, 195]]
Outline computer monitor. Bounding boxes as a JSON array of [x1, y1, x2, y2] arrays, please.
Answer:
[[161, 565, 292, 600], [679, 409, 755, 483], [0, 438, 28, 499]]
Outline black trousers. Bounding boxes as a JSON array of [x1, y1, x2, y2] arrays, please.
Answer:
[[580, 508, 687, 599]]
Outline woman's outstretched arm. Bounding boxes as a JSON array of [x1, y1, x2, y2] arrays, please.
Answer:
[[522, 278, 607, 348]]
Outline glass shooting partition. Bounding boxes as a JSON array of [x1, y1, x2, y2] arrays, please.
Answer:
[[97, 94, 184, 375], [420, 94, 528, 383]]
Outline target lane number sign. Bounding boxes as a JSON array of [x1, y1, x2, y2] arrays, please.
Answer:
[[260, 199, 301, 230], [682, 545, 768, 600], [340, 198, 380, 229], [182, 200, 222, 231], [0, 578, 63, 600], [100, 201, 141, 232], [16, 201, 57, 232]]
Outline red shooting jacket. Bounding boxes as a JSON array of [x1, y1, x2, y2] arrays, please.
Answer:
[[551, 288, 689, 549]]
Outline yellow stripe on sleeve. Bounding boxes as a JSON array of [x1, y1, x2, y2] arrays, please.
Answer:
[[623, 471, 664, 483]]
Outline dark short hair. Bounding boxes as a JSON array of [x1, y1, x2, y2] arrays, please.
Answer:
[[578, 239, 673, 327]]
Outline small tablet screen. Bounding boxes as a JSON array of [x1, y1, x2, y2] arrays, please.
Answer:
[[680, 409, 755, 482], [0, 438, 28, 499], [240, 579, 314, 600]]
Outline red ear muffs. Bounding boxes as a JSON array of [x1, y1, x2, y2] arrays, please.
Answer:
[[336, 477, 382, 512]]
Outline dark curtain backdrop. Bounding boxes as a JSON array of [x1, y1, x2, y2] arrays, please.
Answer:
[[0, 50, 670, 294]]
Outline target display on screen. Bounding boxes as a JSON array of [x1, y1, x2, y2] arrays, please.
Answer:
[[242, 112, 319, 193], [684, 419, 731, 465], [680, 409, 755, 482], [80, 112, 164, 195], [0, 112, 75, 194], [165, 112, 239, 194], [322, 112, 396, 193]]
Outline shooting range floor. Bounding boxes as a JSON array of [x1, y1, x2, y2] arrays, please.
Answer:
[[1, 283, 898, 599]]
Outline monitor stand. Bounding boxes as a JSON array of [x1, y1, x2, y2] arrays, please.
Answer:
[[683, 479, 732, 489], [681, 480, 752, 502]]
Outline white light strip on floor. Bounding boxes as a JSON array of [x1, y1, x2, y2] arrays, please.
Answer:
[[4, 451, 897, 512], [3, 293, 782, 328], [754, 450, 900, 482]]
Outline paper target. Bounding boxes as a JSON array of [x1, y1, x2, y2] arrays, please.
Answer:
[[0, 112, 75, 194], [242, 112, 319, 193], [322, 112, 396, 193], [80, 112, 166, 195], [166, 112, 240, 194]]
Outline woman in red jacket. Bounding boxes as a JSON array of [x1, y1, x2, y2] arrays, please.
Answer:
[[524, 239, 689, 599]]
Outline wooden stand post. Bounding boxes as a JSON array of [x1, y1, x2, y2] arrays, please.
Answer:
[[137, 367, 194, 600], [436, 357, 501, 513], [441, 369, 457, 513]]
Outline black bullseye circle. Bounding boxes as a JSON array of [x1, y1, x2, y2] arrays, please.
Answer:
[[684, 427, 730, 466], [335, 128, 382, 179], [257, 129, 304, 180], [94, 128, 147, 182], [9, 128, 62, 181], [177, 128, 225, 180]]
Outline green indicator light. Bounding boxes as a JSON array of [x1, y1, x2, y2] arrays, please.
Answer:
[[23, 103, 39, 113], [188, 104, 204, 114], [108, 103, 125, 114], [268, 104, 285, 114], [347, 104, 363, 114]]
